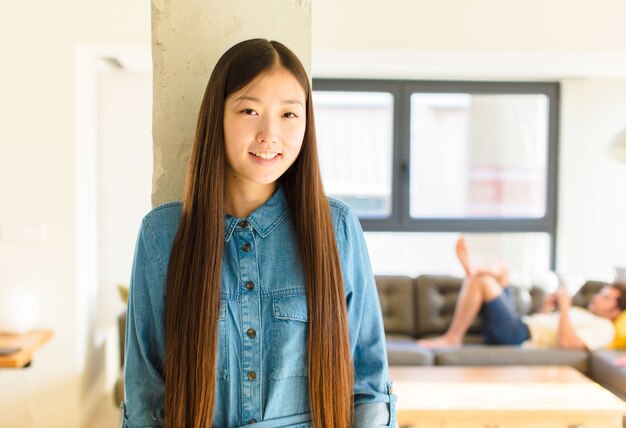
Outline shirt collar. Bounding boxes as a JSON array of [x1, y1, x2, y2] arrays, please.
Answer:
[[223, 186, 289, 242]]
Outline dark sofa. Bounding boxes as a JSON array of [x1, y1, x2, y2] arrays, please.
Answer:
[[377, 274, 626, 400], [114, 275, 626, 405]]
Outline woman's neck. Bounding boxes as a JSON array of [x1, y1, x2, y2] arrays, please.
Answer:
[[223, 181, 277, 218]]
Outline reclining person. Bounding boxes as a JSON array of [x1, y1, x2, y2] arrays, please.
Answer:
[[417, 236, 626, 351]]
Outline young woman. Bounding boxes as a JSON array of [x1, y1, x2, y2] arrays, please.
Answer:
[[122, 39, 395, 428]]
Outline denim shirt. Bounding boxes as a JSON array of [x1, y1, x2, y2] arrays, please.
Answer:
[[122, 188, 397, 428]]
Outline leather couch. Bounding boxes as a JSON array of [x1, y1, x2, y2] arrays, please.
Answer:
[[378, 275, 626, 400]]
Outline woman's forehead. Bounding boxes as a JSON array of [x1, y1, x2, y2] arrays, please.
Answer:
[[230, 66, 305, 101]]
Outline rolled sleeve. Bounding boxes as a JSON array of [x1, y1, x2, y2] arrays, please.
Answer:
[[336, 206, 397, 428]]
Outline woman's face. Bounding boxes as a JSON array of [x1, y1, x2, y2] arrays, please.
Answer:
[[223, 66, 306, 194]]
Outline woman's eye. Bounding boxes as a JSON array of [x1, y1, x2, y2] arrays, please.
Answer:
[[283, 112, 298, 118], [241, 108, 257, 115]]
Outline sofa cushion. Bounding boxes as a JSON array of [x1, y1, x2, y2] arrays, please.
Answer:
[[590, 349, 626, 400], [375, 276, 416, 336], [386, 341, 434, 366], [414, 275, 472, 336], [435, 346, 589, 373]]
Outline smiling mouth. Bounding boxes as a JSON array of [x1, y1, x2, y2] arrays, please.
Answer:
[[251, 152, 279, 160]]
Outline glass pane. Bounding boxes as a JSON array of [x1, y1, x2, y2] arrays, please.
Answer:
[[364, 232, 551, 288], [313, 91, 394, 218], [410, 93, 548, 218]]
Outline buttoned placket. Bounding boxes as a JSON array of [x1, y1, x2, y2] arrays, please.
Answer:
[[234, 219, 262, 424]]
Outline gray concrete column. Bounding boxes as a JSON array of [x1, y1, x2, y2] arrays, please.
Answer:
[[151, 0, 312, 206]]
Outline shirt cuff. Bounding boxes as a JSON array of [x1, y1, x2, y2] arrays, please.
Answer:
[[353, 382, 397, 428]]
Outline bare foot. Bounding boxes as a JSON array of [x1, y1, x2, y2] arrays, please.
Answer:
[[416, 335, 462, 349], [455, 235, 474, 277]]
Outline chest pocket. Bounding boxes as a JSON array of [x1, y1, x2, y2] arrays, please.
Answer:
[[270, 294, 309, 380], [217, 300, 229, 381]]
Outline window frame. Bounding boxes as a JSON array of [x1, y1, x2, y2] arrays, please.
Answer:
[[312, 79, 560, 267]]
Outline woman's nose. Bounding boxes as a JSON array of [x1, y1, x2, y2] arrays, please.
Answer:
[[256, 116, 278, 143]]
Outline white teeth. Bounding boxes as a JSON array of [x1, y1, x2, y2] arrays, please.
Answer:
[[253, 152, 278, 160]]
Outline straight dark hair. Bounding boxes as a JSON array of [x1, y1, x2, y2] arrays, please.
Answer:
[[164, 39, 353, 427]]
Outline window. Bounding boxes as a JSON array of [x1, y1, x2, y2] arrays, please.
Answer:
[[314, 91, 394, 218], [313, 80, 559, 272]]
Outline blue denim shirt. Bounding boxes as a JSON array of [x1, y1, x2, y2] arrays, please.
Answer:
[[122, 187, 397, 427]]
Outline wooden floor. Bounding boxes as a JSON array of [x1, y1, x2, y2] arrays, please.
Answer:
[[87, 396, 121, 428]]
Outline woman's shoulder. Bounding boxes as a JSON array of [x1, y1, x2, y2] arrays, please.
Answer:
[[327, 196, 352, 222], [144, 201, 183, 222], [326, 196, 361, 236], [139, 201, 183, 251]]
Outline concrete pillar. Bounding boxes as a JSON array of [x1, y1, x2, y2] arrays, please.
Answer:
[[151, 0, 312, 206]]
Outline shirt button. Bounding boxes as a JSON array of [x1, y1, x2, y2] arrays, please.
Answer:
[[248, 419, 256, 424], [239, 220, 249, 228], [247, 371, 256, 381], [242, 242, 251, 252], [247, 328, 256, 338], [245, 281, 254, 291]]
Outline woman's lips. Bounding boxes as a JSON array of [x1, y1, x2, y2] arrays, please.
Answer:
[[249, 152, 282, 166]]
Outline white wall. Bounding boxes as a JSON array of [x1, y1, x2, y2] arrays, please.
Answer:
[[97, 67, 152, 330], [558, 79, 626, 280], [314, 0, 626, 52], [0, 2, 149, 427], [312, 0, 626, 79], [312, 0, 626, 280], [94, 66, 153, 399]]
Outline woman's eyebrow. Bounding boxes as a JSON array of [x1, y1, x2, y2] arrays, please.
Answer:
[[234, 95, 260, 103], [283, 99, 305, 107], [234, 95, 304, 107]]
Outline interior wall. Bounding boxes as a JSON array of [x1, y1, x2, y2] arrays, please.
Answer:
[[97, 67, 152, 331], [312, 0, 626, 79], [95, 66, 153, 399], [314, 0, 626, 52], [558, 79, 626, 280], [0, 1, 149, 427]]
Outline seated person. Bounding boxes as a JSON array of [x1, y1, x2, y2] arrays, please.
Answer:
[[418, 236, 626, 351]]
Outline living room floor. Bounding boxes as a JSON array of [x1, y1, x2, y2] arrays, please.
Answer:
[[88, 397, 121, 428]]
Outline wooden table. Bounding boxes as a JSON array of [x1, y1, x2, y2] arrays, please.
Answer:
[[389, 366, 626, 428], [0, 330, 53, 368]]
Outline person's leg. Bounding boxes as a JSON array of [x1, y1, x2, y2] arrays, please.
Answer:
[[417, 274, 504, 348], [455, 234, 474, 277], [458, 234, 510, 287], [477, 260, 510, 288]]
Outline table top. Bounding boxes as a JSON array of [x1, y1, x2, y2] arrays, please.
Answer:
[[0, 330, 53, 368], [389, 365, 626, 413]]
